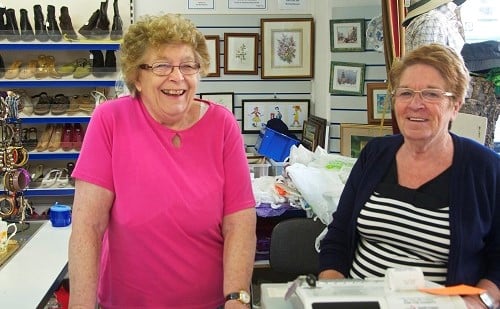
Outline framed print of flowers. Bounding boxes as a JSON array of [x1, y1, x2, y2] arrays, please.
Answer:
[[260, 18, 314, 79]]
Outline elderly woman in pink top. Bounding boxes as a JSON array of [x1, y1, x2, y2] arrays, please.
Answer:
[[68, 14, 256, 309]]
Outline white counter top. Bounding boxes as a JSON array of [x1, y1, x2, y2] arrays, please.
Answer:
[[0, 221, 71, 308]]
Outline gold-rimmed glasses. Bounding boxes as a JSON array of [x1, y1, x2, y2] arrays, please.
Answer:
[[139, 62, 200, 76], [392, 88, 454, 103]]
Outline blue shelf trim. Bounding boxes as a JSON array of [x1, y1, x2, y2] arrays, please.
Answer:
[[28, 153, 79, 160], [24, 188, 75, 197], [21, 117, 91, 124], [0, 42, 120, 50], [0, 80, 117, 88]]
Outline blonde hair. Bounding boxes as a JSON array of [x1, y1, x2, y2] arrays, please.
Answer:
[[389, 43, 469, 104], [119, 14, 210, 96]]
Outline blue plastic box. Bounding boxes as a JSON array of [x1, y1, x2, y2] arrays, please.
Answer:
[[255, 127, 300, 162]]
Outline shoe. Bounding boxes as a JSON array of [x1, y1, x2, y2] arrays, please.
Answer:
[[91, 90, 107, 106], [92, 0, 110, 39], [73, 123, 84, 151], [110, 0, 122, 40], [0, 53, 5, 78], [18, 59, 38, 79], [78, 94, 95, 115], [78, 9, 100, 39], [5, 8, 20, 41], [59, 6, 78, 41], [104, 50, 116, 75], [61, 123, 73, 151], [51, 94, 69, 115], [41, 169, 61, 188], [73, 59, 92, 79], [33, 4, 49, 42], [36, 124, 54, 151], [56, 168, 70, 188], [20, 92, 34, 115], [47, 124, 63, 152], [57, 58, 85, 76], [46, 5, 62, 42], [90, 50, 105, 78], [66, 95, 80, 115], [29, 164, 44, 188], [26, 127, 38, 151], [4, 60, 22, 79], [67, 162, 75, 186], [33, 92, 52, 115], [45, 55, 62, 79], [19, 8, 35, 41], [34, 55, 49, 79]]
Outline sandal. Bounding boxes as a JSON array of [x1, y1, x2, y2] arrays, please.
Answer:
[[51, 94, 69, 115], [41, 169, 61, 188], [29, 164, 44, 188], [73, 58, 92, 79], [26, 127, 38, 151], [33, 92, 52, 115], [78, 94, 95, 115]]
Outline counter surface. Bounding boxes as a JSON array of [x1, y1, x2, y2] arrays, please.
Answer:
[[0, 221, 71, 308]]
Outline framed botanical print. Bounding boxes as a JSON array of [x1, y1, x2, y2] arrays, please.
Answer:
[[224, 33, 258, 75], [260, 18, 314, 79]]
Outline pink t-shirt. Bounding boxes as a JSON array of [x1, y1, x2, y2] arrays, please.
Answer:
[[72, 96, 255, 308]]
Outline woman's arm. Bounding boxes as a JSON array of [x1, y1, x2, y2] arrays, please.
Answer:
[[68, 180, 114, 308], [222, 208, 256, 308], [462, 279, 499, 309]]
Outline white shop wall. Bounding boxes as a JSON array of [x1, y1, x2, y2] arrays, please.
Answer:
[[135, 0, 386, 153]]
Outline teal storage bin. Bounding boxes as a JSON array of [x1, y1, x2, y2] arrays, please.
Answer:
[[255, 127, 300, 162]]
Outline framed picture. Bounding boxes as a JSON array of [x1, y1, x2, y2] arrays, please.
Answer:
[[329, 61, 365, 95], [260, 18, 314, 79], [367, 82, 392, 125], [224, 33, 258, 75], [199, 92, 234, 113], [308, 115, 328, 149], [340, 124, 392, 158], [302, 120, 320, 151], [330, 19, 365, 52], [204, 35, 220, 77], [241, 99, 310, 133]]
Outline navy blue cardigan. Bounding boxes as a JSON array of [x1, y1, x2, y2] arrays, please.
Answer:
[[319, 133, 500, 287]]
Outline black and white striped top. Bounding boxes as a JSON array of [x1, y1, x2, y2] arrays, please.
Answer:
[[349, 161, 451, 284]]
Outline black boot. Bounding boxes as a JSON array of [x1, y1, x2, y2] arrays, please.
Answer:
[[110, 0, 122, 40], [78, 9, 99, 39], [104, 50, 116, 75], [92, 0, 110, 39], [5, 8, 20, 41], [33, 4, 48, 42], [46, 5, 62, 41], [19, 8, 35, 41], [90, 50, 105, 77], [0, 5, 6, 40], [59, 6, 77, 40]]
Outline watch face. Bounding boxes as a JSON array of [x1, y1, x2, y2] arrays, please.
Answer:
[[480, 292, 494, 309], [239, 291, 251, 304]]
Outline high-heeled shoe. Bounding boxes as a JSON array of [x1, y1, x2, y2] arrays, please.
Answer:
[[36, 124, 54, 152], [47, 124, 63, 152], [41, 168, 61, 188], [56, 168, 70, 188]]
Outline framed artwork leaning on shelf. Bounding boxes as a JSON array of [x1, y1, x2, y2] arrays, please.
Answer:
[[302, 120, 320, 151], [260, 18, 314, 79], [366, 82, 391, 125], [340, 123, 392, 158], [241, 99, 310, 133], [199, 92, 235, 114]]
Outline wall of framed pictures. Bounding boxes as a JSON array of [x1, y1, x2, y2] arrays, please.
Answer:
[[134, 0, 387, 155]]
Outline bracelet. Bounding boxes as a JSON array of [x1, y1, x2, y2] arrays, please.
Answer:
[[0, 194, 16, 218]]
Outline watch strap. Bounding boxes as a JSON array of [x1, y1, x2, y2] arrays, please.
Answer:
[[225, 290, 250, 304]]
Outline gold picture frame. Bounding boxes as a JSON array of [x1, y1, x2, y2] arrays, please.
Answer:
[[224, 33, 259, 75], [367, 82, 392, 125], [340, 124, 392, 158]]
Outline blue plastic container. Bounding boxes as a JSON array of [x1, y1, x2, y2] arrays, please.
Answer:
[[255, 127, 300, 162], [49, 204, 72, 227]]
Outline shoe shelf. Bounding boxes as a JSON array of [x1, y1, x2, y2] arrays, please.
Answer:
[[1, 79, 117, 88], [28, 152, 79, 160], [21, 116, 90, 124], [0, 42, 120, 51], [24, 188, 75, 197]]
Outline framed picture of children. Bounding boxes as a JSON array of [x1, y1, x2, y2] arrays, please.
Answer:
[[241, 99, 310, 133]]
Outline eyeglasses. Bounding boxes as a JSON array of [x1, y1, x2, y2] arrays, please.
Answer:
[[139, 62, 200, 76], [392, 88, 454, 103]]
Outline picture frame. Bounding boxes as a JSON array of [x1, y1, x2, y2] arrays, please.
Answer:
[[260, 18, 314, 79], [330, 18, 365, 52], [307, 115, 328, 149], [367, 82, 392, 125], [340, 124, 392, 158], [224, 33, 258, 75], [199, 92, 234, 114], [329, 61, 365, 95], [241, 99, 310, 133], [204, 35, 220, 77], [302, 120, 320, 151]]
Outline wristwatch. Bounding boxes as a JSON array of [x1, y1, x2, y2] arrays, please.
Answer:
[[479, 292, 495, 309], [225, 290, 251, 304]]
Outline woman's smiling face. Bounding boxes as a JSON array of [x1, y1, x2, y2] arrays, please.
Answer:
[[135, 43, 200, 125]]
